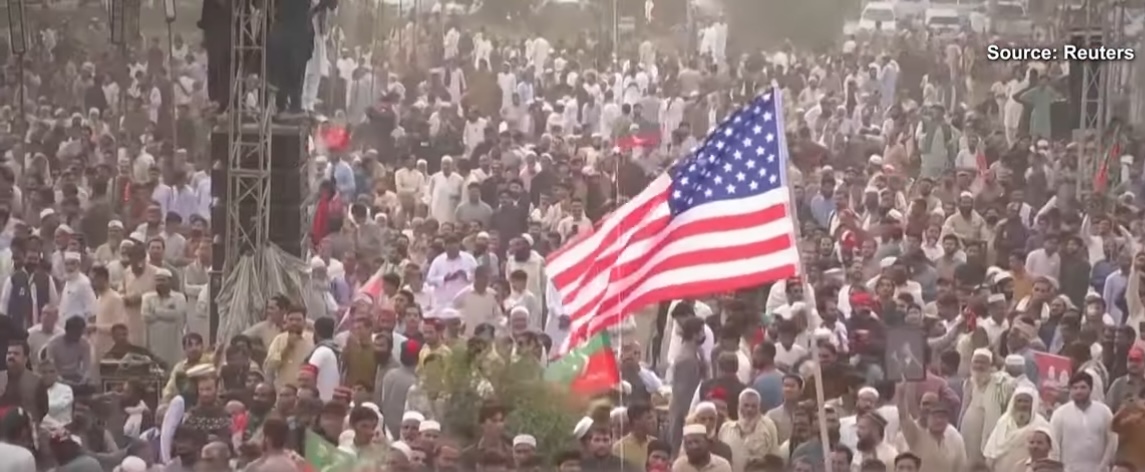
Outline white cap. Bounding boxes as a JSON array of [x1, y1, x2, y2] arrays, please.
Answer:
[[391, 441, 413, 459], [521, 234, 534, 246], [682, 424, 708, 436], [879, 256, 897, 269], [694, 401, 717, 414], [572, 417, 594, 439], [436, 308, 461, 320], [609, 407, 627, 420], [155, 268, 173, 278], [40, 208, 55, 219], [108, 220, 125, 229], [973, 348, 993, 361], [886, 209, 903, 221], [868, 155, 884, 165], [63, 252, 81, 262], [510, 306, 530, 318], [419, 420, 441, 432], [118, 456, 147, 472], [513, 434, 537, 447], [476, 231, 490, 240], [988, 293, 1006, 304], [401, 411, 425, 423], [993, 271, 1013, 283], [1005, 354, 1025, 367], [959, 191, 974, 199], [309, 257, 327, 270], [858, 386, 879, 399]]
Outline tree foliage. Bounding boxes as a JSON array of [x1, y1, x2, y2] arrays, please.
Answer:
[[422, 346, 588, 461]]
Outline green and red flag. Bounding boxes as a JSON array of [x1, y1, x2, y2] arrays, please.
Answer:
[[1095, 127, 1123, 192], [303, 430, 355, 472], [545, 332, 621, 395]]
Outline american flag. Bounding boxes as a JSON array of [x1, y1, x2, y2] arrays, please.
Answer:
[[546, 89, 801, 352]]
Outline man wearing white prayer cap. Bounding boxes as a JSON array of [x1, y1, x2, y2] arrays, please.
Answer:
[[1003, 354, 1034, 388], [962, 347, 1010, 465], [512, 434, 538, 466], [143, 267, 189, 367], [677, 423, 733, 471], [387, 440, 415, 470], [400, 411, 425, 442], [839, 387, 881, 450], [418, 420, 442, 447], [59, 251, 97, 321], [427, 155, 465, 224]]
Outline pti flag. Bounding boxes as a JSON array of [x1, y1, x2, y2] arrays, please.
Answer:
[[303, 430, 355, 472], [545, 332, 621, 395]]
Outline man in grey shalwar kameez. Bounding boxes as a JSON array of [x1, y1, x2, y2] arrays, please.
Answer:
[[667, 317, 709, 452], [379, 339, 421, 440]]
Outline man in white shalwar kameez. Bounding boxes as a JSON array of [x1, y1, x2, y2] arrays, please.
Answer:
[[472, 32, 492, 69], [58, 252, 97, 320], [427, 156, 464, 225], [983, 386, 1050, 472], [426, 237, 478, 314], [443, 28, 460, 61], [960, 348, 1016, 465], [301, 0, 332, 112], [528, 37, 551, 76], [1049, 371, 1115, 472]]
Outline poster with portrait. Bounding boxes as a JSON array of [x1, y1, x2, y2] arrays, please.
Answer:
[[1033, 352, 1073, 411], [885, 326, 927, 381]]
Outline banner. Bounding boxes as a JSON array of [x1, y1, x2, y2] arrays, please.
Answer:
[[1033, 352, 1072, 411]]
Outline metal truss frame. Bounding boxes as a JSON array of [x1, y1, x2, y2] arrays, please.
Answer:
[[1070, 0, 1115, 195], [225, 0, 274, 267]]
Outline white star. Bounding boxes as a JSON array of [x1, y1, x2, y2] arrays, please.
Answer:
[[755, 146, 765, 155], [765, 133, 775, 143], [704, 189, 713, 197], [753, 106, 762, 113], [680, 177, 690, 186], [749, 181, 759, 190], [687, 163, 698, 173], [673, 190, 682, 199], [762, 93, 772, 101], [769, 175, 778, 184], [758, 167, 767, 177], [733, 150, 743, 160], [736, 172, 746, 182], [767, 154, 776, 163], [742, 138, 753, 147], [723, 128, 734, 137], [716, 141, 726, 150], [733, 114, 743, 123], [753, 125, 763, 135], [688, 197, 695, 204], [746, 160, 757, 169], [763, 112, 773, 121], [714, 176, 724, 184], [722, 163, 733, 172], [726, 184, 736, 194]]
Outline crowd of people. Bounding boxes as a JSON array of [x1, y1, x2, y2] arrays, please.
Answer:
[[0, 1, 1143, 472]]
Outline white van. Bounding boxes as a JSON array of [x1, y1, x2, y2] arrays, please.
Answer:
[[859, 2, 899, 32]]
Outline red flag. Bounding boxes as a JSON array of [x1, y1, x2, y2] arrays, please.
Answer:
[[615, 130, 661, 151], [322, 126, 350, 153], [1094, 141, 1120, 192], [975, 150, 988, 177]]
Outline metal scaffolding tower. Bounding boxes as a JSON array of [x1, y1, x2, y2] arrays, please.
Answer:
[[208, 0, 274, 342], [1066, 0, 1130, 195]]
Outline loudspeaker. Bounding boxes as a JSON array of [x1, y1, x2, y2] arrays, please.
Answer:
[[1067, 31, 1103, 130], [209, 128, 308, 261], [269, 130, 306, 258]]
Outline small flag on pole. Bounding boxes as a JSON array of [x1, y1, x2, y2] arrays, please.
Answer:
[[544, 332, 621, 395]]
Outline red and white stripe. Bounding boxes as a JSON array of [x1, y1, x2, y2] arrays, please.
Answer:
[[546, 173, 800, 353]]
